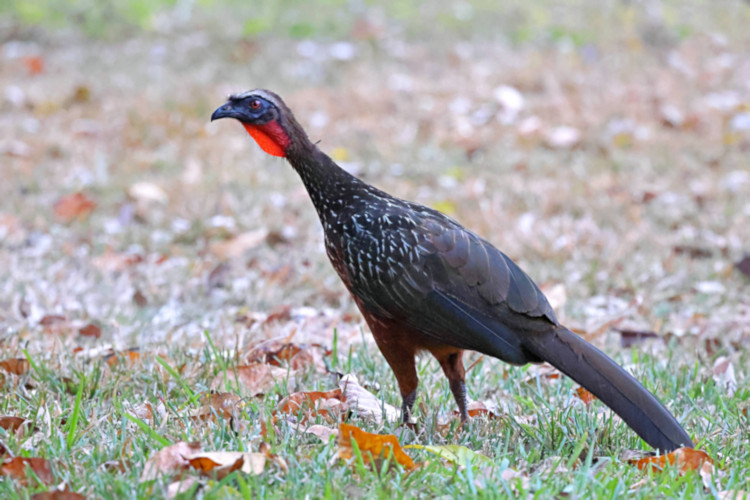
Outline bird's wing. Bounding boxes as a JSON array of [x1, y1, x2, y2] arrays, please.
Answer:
[[341, 207, 557, 361]]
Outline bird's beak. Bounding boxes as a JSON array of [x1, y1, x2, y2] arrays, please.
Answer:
[[211, 102, 238, 122]]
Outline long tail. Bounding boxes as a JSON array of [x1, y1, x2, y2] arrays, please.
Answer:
[[522, 326, 693, 452]]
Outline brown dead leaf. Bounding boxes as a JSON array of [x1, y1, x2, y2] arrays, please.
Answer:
[[192, 392, 243, 422], [259, 442, 288, 472], [0, 358, 30, 375], [575, 387, 597, 405], [140, 441, 201, 482], [452, 401, 499, 420], [276, 388, 345, 423], [337, 423, 417, 471], [133, 289, 148, 307], [630, 447, 712, 475], [39, 314, 66, 327], [185, 452, 245, 479], [244, 336, 330, 373], [23, 56, 44, 75], [78, 323, 102, 338], [1, 456, 54, 486], [104, 348, 142, 367], [263, 305, 292, 324], [53, 193, 96, 223], [210, 363, 289, 397], [0, 416, 34, 434]]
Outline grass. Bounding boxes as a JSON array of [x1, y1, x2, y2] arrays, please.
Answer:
[[1, 0, 749, 497], [1, 339, 747, 498]]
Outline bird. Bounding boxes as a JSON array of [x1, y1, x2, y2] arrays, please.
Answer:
[[211, 89, 693, 452]]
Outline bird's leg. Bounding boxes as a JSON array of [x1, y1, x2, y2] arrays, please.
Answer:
[[401, 388, 418, 423], [370, 331, 419, 423], [435, 350, 468, 422]]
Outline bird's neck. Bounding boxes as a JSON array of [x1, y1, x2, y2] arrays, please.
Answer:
[[286, 146, 364, 223]]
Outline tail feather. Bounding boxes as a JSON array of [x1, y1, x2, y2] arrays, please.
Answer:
[[522, 326, 692, 452]]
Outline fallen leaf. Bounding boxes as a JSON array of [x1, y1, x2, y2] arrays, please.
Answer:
[[0, 416, 34, 433], [133, 289, 148, 307], [630, 447, 712, 475], [339, 374, 400, 424], [305, 424, 338, 442], [452, 401, 499, 420], [185, 451, 266, 476], [276, 388, 345, 423], [337, 423, 416, 471], [39, 314, 67, 327], [210, 363, 290, 397], [104, 348, 142, 367], [23, 56, 44, 75], [207, 262, 231, 289], [185, 452, 245, 479], [53, 193, 96, 223], [0, 358, 30, 375], [259, 442, 288, 472], [575, 387, 597, 405], [78, 323, 102, 338], [191, 392, 243, 422], [140, 441, 201, 482], [244, 337, 329, 372], [1, 456, 54, 486]]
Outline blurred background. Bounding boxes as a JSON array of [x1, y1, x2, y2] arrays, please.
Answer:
[[1, 0, 748, 352]]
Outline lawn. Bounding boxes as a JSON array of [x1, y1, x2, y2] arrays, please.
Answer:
[[0, 1, 748, 498]]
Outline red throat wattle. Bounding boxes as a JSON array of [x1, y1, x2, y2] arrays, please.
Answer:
[[242, 120, 290, 157]]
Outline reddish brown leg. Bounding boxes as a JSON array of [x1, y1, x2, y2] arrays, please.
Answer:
[[369, 328, 419, 423], [432, 349, 468, 422]]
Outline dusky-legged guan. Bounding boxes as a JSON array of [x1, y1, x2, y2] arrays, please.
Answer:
[[211, 89, 693, 452]]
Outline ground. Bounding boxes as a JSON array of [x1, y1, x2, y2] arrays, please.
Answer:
[[0, 1, 748, 498]]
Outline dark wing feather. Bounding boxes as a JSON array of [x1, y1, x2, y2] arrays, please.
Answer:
[[341, 207, 557, 361]]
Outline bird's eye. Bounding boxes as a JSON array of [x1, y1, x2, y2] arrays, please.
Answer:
[[249, 99, 262, 110]]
